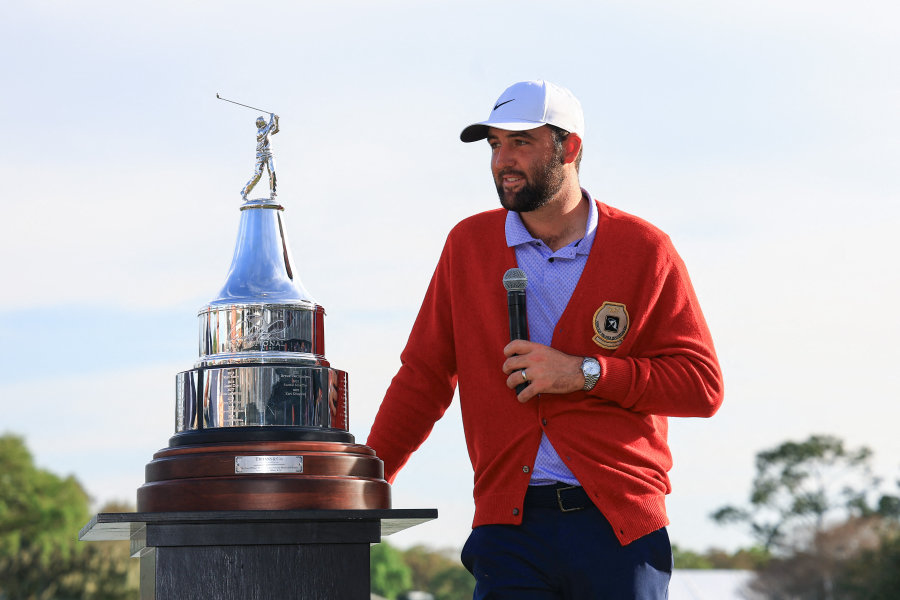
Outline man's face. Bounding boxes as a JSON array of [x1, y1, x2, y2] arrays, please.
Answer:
[[487, 126, 565, 213]]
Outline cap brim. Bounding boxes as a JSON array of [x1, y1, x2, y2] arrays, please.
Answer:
[[459, 120, 545, 143]]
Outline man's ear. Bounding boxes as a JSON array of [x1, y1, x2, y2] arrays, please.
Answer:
[[562, 133, 582, 165]]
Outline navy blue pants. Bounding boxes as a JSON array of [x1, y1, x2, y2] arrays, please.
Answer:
[[461, 486, 671, 599]]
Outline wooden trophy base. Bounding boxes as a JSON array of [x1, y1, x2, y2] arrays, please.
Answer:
[[137, 438, 391, 512]]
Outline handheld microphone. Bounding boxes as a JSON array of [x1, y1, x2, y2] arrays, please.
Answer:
[[502, 268, 529, 394]]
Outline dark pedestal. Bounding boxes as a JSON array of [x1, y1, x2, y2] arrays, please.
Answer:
[[80, 509, 437, 600]]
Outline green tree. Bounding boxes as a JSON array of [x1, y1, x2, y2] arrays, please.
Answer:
[[0, 434, 89, 562], [712, 434, 881, 552], [832, 480, 900, 599], [400, 545, 474, 600], [746, 516, 891, 600], [429, 564, 475, 600], [672, 544, 713, 569], [401, 545, 450, 592], [370, 541, 412, 600], [836, 527, 900, 599], [672, 544, 769, 570], [69, 501, 139, 600], [0, 433, 138, 599], [702, 546, 770, 570]]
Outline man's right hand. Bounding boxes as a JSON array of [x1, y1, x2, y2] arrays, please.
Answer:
[[502, 340, 585, 403]]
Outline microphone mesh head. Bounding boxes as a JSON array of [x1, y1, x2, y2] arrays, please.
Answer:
[[502, 268, 528, 291]]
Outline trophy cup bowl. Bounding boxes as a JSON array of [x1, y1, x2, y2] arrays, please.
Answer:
[[137, 198, 391, 512]]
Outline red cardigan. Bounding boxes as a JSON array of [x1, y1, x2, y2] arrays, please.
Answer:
[[366, 201, 723, 545]]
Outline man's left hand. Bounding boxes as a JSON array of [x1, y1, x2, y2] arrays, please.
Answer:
[[503, 340, 584, 403]]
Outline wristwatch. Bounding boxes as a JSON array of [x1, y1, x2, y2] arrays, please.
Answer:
[[581, 357, 601, 391]]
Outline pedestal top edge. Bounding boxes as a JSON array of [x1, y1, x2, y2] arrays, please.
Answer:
[[79, 509, 438, 541]]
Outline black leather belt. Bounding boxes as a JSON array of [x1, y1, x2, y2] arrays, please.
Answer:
[[524, 484, 592, 513]]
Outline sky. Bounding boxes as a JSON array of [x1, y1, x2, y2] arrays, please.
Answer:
[[1, 0, 898, 554]]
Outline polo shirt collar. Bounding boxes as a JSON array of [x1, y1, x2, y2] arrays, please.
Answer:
[[505, 188, 598, 255]]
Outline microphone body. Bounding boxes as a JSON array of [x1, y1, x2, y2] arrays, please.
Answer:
[[507, 289, 528, 342], [502, 268, 529, 394]]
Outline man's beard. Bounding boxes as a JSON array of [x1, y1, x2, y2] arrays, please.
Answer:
[[495, 153, 565, 213]]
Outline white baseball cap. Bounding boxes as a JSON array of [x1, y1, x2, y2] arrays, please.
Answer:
[[460, 80, 585, 143]]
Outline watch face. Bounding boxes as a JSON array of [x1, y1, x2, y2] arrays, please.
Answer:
[[584, 359, 601, 376]]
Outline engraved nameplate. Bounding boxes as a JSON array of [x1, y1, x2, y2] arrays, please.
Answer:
[[234, 455, 303, 474]]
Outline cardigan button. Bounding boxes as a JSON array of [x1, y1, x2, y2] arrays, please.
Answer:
[[512, 508, 520, 516], [541, 418, 548, 426], [522, 465, 530, 473]]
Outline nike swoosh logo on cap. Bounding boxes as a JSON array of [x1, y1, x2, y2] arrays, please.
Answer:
[[493, 99, 515, 111]]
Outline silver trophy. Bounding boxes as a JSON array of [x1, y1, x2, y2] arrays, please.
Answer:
[[174, 98, 347, 442], [138, 98, 388, 512]]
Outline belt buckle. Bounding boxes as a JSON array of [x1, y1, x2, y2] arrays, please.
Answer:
[[556, 485, 584, 512]]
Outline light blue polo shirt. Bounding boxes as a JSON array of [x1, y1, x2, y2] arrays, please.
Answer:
[[505, 189, 599, 486]]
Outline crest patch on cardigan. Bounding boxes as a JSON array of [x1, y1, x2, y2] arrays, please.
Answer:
[[592, 302, 630, 349]]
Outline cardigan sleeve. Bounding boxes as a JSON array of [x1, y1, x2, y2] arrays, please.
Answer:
[[365, 239, 459, 483], [588, 241, 724, 418]]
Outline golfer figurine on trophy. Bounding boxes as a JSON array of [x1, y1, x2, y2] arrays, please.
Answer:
[[215, 93, 280, 201], [241, 112, 280, 201]]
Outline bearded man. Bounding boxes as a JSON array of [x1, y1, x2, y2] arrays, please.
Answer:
[[367, 80, 724, 599]]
